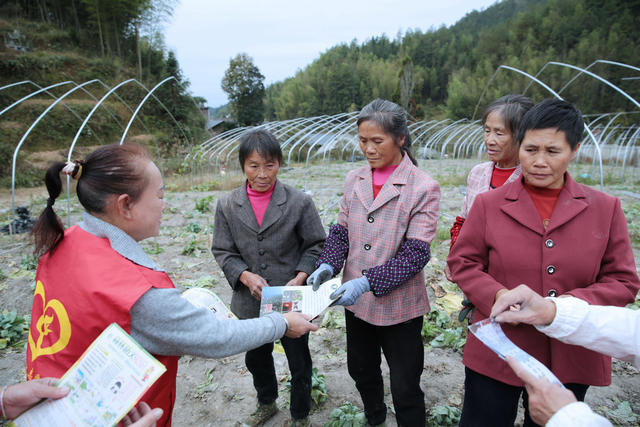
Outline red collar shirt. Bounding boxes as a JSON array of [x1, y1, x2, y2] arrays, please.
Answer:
[[448, 173, 640, 386], [460, 161, 522, 219]]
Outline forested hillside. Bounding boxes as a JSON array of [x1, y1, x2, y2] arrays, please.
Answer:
[[265, 0, 639, 120], [0, 0, 204, 185]]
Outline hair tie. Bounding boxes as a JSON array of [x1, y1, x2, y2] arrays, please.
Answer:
[[62, 160, 83, 180], [46, 197, 55, 208]]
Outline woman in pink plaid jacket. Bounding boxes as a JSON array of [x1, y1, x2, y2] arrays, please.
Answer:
[[308, 99, 441, 426]]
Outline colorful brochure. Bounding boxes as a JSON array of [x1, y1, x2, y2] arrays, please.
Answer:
[[11, 323, 166, 427], [469, 318, 563, 386], [259, 278, 342, 318]]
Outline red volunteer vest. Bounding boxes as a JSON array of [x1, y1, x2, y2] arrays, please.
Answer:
[[26, 226, 178, 426]]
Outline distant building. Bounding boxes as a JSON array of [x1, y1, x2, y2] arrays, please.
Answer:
[[200, 106, 210, 122]]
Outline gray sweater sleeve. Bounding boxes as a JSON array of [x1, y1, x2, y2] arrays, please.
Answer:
[[130, 288, 287, 357]]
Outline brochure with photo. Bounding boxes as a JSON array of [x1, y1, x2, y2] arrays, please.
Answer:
[[259, 278, 342, 318], [11, 323, 166, 427]]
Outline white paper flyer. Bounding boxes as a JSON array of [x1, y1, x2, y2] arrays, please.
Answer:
[[11, 323, 166, 427], [469, 318, 563, 386], [259, 278, 342, 318], [181, 287, 236, 320]]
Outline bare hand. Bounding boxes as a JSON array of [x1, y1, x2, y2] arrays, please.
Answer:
[[285, 271, 309, 286], [444, 264, 454, 282], [122, 401, 163, 427], [283, 312, 319, 338], [491, 284, 556, 326], [505, 356, 576, 425], [2, 378, 69, 419], [240, 271, 269, 300]]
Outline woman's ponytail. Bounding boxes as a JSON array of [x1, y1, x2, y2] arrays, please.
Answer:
[[32, 144, 149, 256], [401, 129, 418, 166], [32, 162, 66, 256]]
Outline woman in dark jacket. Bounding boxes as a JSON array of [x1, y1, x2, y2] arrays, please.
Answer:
[[211, 130, 326, 427]]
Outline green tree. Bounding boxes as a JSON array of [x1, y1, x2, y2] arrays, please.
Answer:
[[221, 53, 265, 126]]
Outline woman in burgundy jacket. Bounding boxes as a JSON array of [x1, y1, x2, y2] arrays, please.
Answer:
[[447, 99, 640, 427]]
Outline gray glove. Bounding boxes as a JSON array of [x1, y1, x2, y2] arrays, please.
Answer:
[[329, 276, 370, 306], [306, 263, 334, 290]]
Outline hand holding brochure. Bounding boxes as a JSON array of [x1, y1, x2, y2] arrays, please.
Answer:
[[259, 278, 342, 318], [11, 323, 166, 427], [469, 318, 563, 386]]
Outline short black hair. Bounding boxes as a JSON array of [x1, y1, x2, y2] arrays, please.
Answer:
[[238, 129, 283, 169], [517, 99, 584, 149]]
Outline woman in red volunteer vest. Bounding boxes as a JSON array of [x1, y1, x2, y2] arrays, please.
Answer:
[[27, 144, 317, 426]]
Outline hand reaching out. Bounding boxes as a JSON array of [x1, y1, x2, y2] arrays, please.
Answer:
[[491, 284, 557, 326]]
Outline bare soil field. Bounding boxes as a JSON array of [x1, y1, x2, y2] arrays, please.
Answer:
[[1, 159, 638, 426]]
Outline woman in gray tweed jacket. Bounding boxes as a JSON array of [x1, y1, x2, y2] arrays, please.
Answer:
[[211, 130, 326, 427]]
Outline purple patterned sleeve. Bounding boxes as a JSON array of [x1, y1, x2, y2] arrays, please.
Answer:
[[366, 239, 431, 296], [316, 223, 349, 274]]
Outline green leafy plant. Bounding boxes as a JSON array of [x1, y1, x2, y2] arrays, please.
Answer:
[[20, 254, 38, 271], [623, 202, 640, 245], [603, 400, 638, 425], [435, 227, 451, 242], [324, 401, 367, 427], [0, 310, 29, 349], [194, 195, 214, 213], [146, 242, 164, 255], [428, 309, 450, 328], [421, 309, 452, 341], [427, 405, 461, 426], [421, 310, 467, 350], [191, 366, 218, 399], [421, 321, 441, 341], [430, 327, 466, 350], [182, 238, 200, 256], [0, 267, 6, 281], [284, 368, 327, 407], [180, 275, 217, 289], [186, 222, 203, 233], [311, 368, 328, 406], [321, 309, 345, 329]]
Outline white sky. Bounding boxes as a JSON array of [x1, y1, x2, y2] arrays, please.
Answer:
[[164, 0, 499, 107]]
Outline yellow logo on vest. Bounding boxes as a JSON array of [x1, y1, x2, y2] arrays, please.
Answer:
[[28, 280, 71, 361]]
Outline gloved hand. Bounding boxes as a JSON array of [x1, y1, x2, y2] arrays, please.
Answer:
[[307, 263, 334, 291], [329, 276, 370, 306]]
